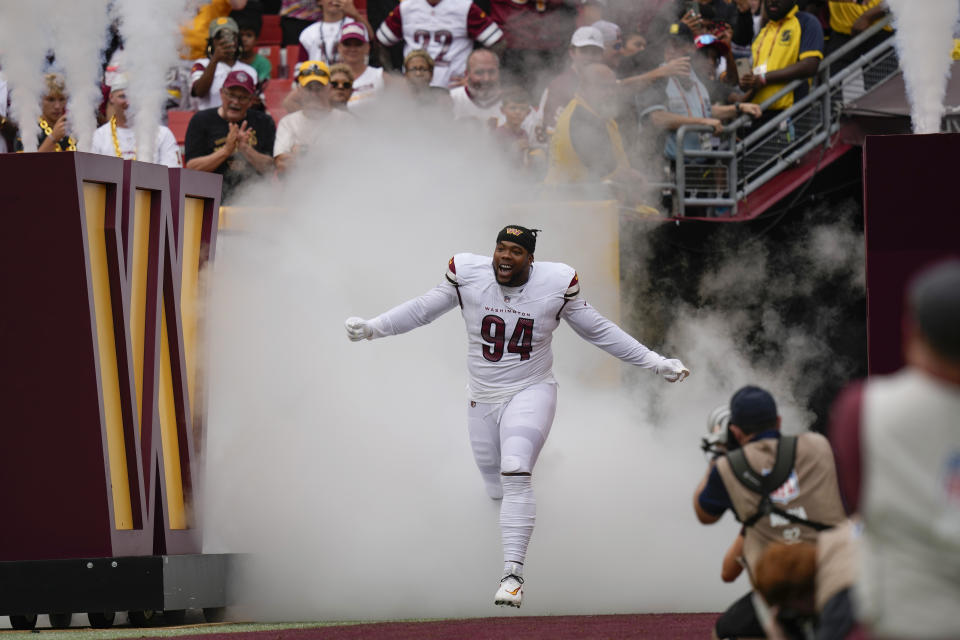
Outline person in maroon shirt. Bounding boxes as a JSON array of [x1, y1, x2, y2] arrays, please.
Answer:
[[489, 0, 577, 87]]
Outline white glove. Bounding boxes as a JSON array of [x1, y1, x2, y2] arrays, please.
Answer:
[[345, 316, 373, 342], [657, 358, 690, 383]]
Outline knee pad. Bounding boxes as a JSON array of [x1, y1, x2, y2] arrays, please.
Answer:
[[501, 455, 529, 475]]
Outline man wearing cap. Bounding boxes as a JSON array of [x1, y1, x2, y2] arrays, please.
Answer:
[[90, 75, 181, 167], [273, 60, 352, 174], [638, 22, 760, 163], [337, 22, 388, 112], [694, 385, 846, 639], [190, 16, 259, 111], [298, 0, 375, 67], [345, 226, 689, 609], [540, 26, 606, 133], [829, 260, 960, 638], [180, 0, 249, 61], [184, 69, 276, 203]]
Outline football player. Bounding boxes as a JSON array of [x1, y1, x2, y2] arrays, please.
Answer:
[[345, 225, 689, 608]]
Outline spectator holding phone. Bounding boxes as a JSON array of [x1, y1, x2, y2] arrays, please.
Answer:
[[15, 73, 76, 153]]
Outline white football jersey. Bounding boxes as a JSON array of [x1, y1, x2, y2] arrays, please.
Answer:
[[376, 0, 503, 88], [367, 253, 667, 402]]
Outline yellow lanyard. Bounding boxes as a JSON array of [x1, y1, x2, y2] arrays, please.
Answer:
[[110, 116, 135, 159], [38, 117, 77, 151]]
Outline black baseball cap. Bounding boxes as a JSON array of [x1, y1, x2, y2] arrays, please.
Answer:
[[667, 22, 695, 43], [729, 386, 778, 433]]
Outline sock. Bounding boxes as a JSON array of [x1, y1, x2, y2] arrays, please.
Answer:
[[500, 474, 535, 577]]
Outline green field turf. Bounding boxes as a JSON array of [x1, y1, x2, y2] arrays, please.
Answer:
[[0, 622, 351, 640]]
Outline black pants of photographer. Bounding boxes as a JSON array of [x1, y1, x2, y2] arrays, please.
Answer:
[[715, 591, 766, 639]]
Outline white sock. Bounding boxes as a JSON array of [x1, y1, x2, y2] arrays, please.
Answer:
[[500, 474, 535, 576]]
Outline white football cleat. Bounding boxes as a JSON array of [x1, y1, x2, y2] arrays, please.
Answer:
[[494, 574, 524, 608]]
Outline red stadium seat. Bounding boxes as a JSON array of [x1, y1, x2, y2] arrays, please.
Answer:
[[260, 14, 282, 46], [167, 110, 196, 146], [263, 81, 290, 122], [285, 44, 303, 78]]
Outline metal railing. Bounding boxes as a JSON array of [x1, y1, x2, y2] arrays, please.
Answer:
[[668, 16, 898, 217]]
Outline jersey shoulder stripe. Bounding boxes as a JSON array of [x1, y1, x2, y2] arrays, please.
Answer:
[[447, 253, 492, 286], [446, 255, 458, 285], [564, 272, 580, 299]]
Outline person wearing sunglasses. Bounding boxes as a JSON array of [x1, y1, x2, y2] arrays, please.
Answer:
[[184, 69, 276, 203], [273, 60, 352, 174], [327, 64, 355, 111], [337, 22, 389, 114]]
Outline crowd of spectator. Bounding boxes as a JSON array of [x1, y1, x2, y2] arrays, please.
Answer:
[[1, 0, 896, 206]]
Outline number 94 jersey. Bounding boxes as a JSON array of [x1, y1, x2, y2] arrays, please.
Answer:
[[449, 253, 578, 402], [366, 253, 666, 403]]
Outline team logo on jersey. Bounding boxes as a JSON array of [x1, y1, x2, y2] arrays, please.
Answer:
[[770, 470, 800, 504], [781, 30, 792, 43]]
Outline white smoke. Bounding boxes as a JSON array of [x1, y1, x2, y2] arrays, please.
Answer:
[[887, 0, 960, 133], [116, 0, 192, 160], [199, 100, 762, 622], [0, 0, 55, 152], [50, 0, 111, 151]]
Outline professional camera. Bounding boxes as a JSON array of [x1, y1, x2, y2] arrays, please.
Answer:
[[701, 404, 738, 456]]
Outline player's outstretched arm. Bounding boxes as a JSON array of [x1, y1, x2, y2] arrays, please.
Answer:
[[562, 299, 690, 382], [344, 283, 459, 341]]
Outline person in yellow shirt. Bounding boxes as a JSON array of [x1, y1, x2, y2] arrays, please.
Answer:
[[545, 63, 633, 184], [181, 0, 249, 61], [545, 63, 652, 207], [826, 0, 892, 89], [739, 0, 824, 116]]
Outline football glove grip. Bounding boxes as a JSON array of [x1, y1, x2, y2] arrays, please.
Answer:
[[345, 316, 373, 342], [657, 358, 690, 383]]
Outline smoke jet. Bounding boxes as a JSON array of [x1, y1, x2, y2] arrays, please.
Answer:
[[886, 0, 960, 134], [116, 0, 192, 159], [50, 0, 111, 151], [0, 0, 56, 152]]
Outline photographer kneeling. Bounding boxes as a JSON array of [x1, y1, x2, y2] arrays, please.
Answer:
[[694, 386, 847, 639]]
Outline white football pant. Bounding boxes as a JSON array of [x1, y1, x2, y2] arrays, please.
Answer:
[[467, 382, 557, 573]]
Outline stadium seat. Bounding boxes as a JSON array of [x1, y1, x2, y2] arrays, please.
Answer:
[[263, 81, 289, 122], [285, 45, 303, 78], [260, 14, 282, 46], [167, 110, 196, 146]]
